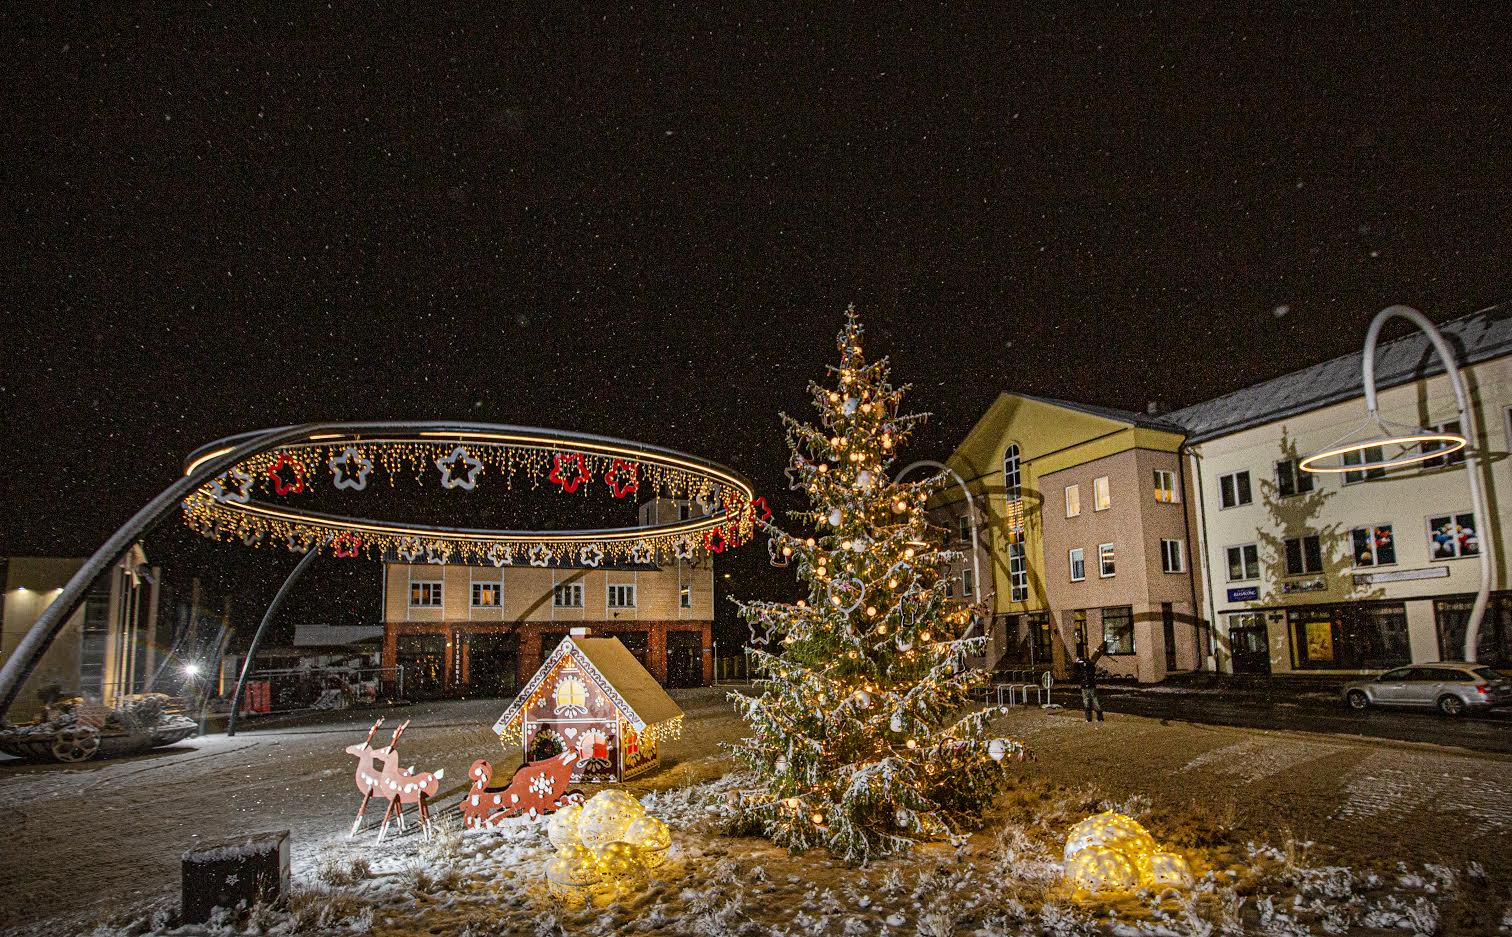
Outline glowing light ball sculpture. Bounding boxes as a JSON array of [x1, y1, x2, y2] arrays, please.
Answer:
[[1066, 846, 1140, 894], [1063, 811, 1193, 897], [543, 789, 669, 902], [1146, 851, 1195, 889]]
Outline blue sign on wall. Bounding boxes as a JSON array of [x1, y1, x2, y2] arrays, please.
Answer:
[[1227, 586, 1260, 602]]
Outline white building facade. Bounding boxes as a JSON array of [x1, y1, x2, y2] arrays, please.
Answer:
[[1170, 305, 1512, 675]]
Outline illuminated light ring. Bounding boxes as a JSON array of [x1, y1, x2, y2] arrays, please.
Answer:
[[180, 423, 756, 561], [1297, 433, 1467, 474]]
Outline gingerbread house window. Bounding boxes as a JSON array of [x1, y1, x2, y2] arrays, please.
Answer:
[[554, 677, 587, 714]]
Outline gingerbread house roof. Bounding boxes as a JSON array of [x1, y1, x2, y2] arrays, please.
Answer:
[[492, 636, 683, 737]]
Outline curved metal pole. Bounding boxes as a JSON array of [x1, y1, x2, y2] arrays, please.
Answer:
[[0, 423, 330, 722], [894, 458, 985, 613], [226, 547, 319, 737], [1362, 305, 1493, 662]]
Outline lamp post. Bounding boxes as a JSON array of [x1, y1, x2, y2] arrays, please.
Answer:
[[1299, 305, 1492, 662]]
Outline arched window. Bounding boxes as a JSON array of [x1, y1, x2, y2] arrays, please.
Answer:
[[1003, 444, 1022, 501], [553, 677, 587, 713]]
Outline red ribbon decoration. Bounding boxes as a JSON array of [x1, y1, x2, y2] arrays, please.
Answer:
[[548, 452, 592, 493], [604, 459, 640, 499], [331, 532, 362, 558], [266, 453, 307, 496]]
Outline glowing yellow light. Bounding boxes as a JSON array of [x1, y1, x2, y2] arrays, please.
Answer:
[[1299, 433, 1467, 474]]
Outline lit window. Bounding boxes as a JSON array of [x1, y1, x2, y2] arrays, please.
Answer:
[[1350, 525, 1396, 567], [1342, 447, 1386, 484], [1069, 548, 1085, 582], [679, 586, 692, 608], [1428, 512, 1480, 560], [1102, 606, 1135, 655], [1218, 471, 1252, 508], [1284, 535, 1323, 575], [553, 583, 584, 608], [1225, 544, 1259, 581], [1153, 470, 1179, 504], [409, 581, 442, 607], [1160, 539, 1185, 573], [1097, 543, 1116, 578], [1003, 444, 1022, 500], [1065, 484, 1080, 517], [554, 677, 587, 711], [1422, 421, 1466, 469], [1276, 458, 1315, 498], [1093, 476, 1111, 511], [471, 582, 501, 607], [607, 584, 637, 608]]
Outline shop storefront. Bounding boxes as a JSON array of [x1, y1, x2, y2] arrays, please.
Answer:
[[1287, 601, 1410, 671], [1434, 592, 1512, 667]]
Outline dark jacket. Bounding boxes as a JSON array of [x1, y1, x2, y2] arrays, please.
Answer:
[[1075, 648, 1106, 689]]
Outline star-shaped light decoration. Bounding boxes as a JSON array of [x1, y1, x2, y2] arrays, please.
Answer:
[[241, 528, 264, 547], [748, 496, 773, 526], [672, 537, 696, 561], [397, 537, 422, 562], [331, 532, 363, 558], [286, 532, 312, 554], [548, 452, 591, 493], [328, 447, 373, 491], [436, 446, 483, 490], [528, 543, 553, 567], [486, 544, 511, 568], [695, 486, 719, 515], [748, 614, 773, 647], [703, 528, 727, 554], [579, 544, 605, 568], [424, 541, 452, 565], [266, 453, 307, 496], [767, 537, 789, 567], [629, 540, 654, 564], [603, 459, 639, 499], [211, 468, 254, 504], [785, 458, 807, 491]]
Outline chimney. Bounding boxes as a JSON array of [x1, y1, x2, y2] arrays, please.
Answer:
[[570, 626, 591, 637]]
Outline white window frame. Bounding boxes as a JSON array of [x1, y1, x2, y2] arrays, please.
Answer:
[[1422, 420, 1466, 469], [470, 581, 501, 608], [945, 579, 955, 598], [679, 585, 692, 608], [1069, 547, 1086, 582], [607, 583, 637, 608], [958, 515, 971, 544], [1097, 542, 1116, 578], [1218, 470, 1252, 509], [1283, 533, 1324, 576], [409, 580, 443, 607], [1275, 457, 1315, 498], [1003, 444, 1022, 501], [553, 583, 584, 608], [1426, 511, 1480, 562], [1008, 535, 1028, 601], [1092, 476, 1111, 512], [1225, 543, 1259, 582], [1342, 446, 1386, 485], [962, 568, 975, 597], [1349, 523, 1396, 568], [1160, 538, 1185, 574], [1065, 484, 1081, 517], [1153, 469, 1179, 504]]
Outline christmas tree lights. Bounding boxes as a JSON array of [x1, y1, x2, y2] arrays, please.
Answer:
[[730, 309, 1025, 863]]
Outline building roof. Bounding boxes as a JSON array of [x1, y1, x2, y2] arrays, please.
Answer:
[[1010, 392, 1187, 433], [491, 635, 683, 737], [1166, 302, 1512, 443]]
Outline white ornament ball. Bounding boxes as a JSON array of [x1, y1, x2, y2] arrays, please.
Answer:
[[855, 470, 874, 489], [773, 755, 788, 774], [895, 809, 910, 828], [988, 739, 1009, 762], [889, 713, 904, 733], [1066, 845, 1140, 895], [577, 789, 646, 854], [855, 690, 872, 708], [1145, 851, 1194, 890], [546, 801, 583, 851], [827, 508, 843, 527], [842, 397, 859, 415], [849, 538, 866, 553]]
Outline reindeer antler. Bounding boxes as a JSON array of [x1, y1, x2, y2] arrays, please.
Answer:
[[385, 718, 411, 751], [360, 718, 384, 748]]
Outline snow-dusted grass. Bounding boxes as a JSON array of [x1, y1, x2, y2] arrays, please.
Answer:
[[86, 770, 1503, 936]]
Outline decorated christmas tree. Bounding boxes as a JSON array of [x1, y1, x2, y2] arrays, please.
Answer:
[[731, 309, 1025, 863]]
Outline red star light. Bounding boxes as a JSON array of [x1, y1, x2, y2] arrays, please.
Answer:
[[266, 453, 307, 495], [548, 452, 591, 493], [604, 459, 640, 499], [331, 532, 362, 558]]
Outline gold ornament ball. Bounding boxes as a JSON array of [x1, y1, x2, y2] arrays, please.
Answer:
[[577, 789, 646, 854], [546, 801, 584, 851], [624, 815, 671, 868], [595, 841, 649, 890]]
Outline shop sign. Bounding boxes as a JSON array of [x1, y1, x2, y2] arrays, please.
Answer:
[[1281, 578, 1326, 594], [1353, 566, 1450, 586], [1227, 586, 1260, 602]]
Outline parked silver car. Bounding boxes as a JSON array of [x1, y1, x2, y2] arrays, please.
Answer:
[[1343, 662, 1512, 715]]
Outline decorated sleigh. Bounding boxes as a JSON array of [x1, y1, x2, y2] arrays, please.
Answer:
[[0, 694, 198, 763], [460, 751, 586, 828]]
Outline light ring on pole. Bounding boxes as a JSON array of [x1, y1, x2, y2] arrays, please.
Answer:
[[1297, 432, 1467, 474]]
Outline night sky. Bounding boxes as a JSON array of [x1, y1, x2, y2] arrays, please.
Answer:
[[2, 7, 1508, 640]]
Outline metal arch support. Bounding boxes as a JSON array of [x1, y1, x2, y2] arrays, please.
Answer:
[[0, 423, 332, 722], [226, 547, 319, 737], [1361, 305, 1493, 663], [893, 459, 986, 615]]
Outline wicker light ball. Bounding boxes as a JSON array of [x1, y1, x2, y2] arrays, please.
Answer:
[[623, 815, 670, 869], [576, 789, 647, 854], [595, 841, 648, 891], [1066, 845, 1140, 895], [1063, 811, 1156, 864], [546, 801, 584, 851], [1145, 851, 1195, 889]]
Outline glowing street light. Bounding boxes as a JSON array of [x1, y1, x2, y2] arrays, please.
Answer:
[[182, 662, 202, 678], [1300, 305, 1492, 662]]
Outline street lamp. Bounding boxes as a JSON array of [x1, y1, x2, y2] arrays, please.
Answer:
[[1299, 305, 1492, 662]]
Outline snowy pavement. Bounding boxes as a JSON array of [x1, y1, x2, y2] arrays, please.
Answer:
[[1, 690, 1509, 935]]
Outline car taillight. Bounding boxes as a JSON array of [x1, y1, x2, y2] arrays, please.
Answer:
[[1475, 685, 1489, 695]]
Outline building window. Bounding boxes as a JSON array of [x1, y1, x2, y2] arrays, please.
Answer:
[[1422, 421, 1466, 469], [678, 502, 692, 521], [1092, 476, 1111, 511], [962, 568, 975, 597], [1276, 458, 1315, 498], [1284, 535, 1323, 576], [1065, 484, 1080, 517], [1008, 530, 1027, 601], [607, 584, 637, 608], [1153, 469, 1179, 503], [1097, 543, 1116, 578], [553, 583, 584, 608], [1069, 548, 1086, 582], [1342, 446, 1386, 484], [1226, 543, 1259, 581], [679, 586, 692, 608], [945, 579, 955, 598], [1003, 444, 1022, 500], [471, 582, 501, 607], [1102, 606, 1135, 655], [1160, 538, 1185, 573], [1350, 525, 1396, 567], [1427, 512, 1480, 560], [409, 581, 443, 607], [554, 677, 587, 712], [958, 515, 971, 544], [1218, 470, 1252, 508]]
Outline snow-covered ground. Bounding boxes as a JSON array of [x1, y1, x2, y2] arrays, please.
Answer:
[[2, 689, 1509, 936]]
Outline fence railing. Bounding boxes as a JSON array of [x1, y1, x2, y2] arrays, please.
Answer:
[[237, 666, 403, 716], [712, 655, 749, 683]]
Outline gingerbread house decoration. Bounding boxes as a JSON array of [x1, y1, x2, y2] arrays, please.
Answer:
[[492, 632, 684, 783]]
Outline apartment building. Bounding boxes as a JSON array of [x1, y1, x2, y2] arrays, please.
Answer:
[[935, 394, 1204, 683], [380, 498, 715, 697], [1167, 304, 1512, 675]]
